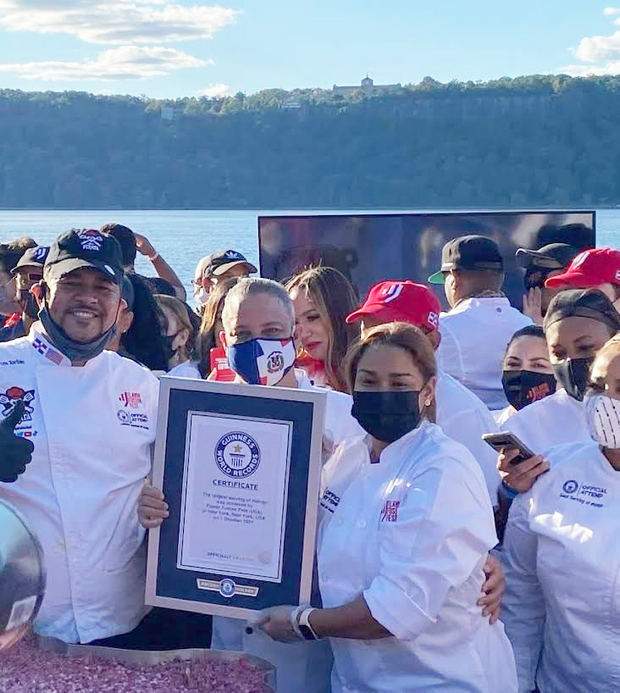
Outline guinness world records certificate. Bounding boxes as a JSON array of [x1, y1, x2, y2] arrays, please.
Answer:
[[146, 378, 326, 619]]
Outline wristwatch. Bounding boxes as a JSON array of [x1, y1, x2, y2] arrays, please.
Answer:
[[298, 607, 321, 640]]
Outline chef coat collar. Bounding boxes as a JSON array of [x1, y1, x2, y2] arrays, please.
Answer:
[[364, 419, 431, 466], [27, 326, 75, 368]]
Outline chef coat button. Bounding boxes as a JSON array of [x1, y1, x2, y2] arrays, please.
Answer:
[[357, 519, 366, 528]]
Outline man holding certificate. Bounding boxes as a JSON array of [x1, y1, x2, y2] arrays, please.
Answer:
[[140, 277, 361, 693]]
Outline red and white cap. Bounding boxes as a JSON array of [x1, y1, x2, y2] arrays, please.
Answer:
[[545, 247, 620, 289], [345, 280, 441, 333]]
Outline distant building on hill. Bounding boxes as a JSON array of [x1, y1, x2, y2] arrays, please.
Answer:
[[333, 75, 402, 96]]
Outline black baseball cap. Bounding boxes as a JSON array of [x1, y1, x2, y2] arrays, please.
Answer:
[[543, 288, 620, 333], [203, 249, 257, 278], [516, 243, 579, 271], [44, 229, 124, 286], [11, 246, 49, 274], [428, 235, 503, 284]]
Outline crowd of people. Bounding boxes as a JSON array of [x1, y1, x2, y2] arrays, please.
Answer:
[[0, 221, 619, 693]]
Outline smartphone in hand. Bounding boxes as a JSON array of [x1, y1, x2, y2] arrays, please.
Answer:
[[482, 432, 536, 465]]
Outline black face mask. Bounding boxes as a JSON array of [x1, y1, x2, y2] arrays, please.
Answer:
[[501, 370, 557, 411], [18, 290, 39, 320], [39, 306, 116, 363], [552, 357, 593, 401], [351, 390, 422, 444]]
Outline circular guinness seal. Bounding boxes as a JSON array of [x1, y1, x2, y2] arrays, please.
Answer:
[[215, 431, 261, 478]]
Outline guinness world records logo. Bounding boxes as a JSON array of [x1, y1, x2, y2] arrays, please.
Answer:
[[215, 431, 261, 478]]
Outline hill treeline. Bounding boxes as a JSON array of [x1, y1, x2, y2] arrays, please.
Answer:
[[0, 74, 619, 208]]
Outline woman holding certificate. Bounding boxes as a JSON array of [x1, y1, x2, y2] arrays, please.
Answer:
[[256, 322, 517, 692]]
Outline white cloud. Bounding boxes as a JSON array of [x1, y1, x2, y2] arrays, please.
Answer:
[[559, 60, 620, 77], [0, 1, 239, 44], [197, 82, 231, 97], [559, 10, 620, 76], [0, 45, 207, 80], [576, 30, 620, 62]]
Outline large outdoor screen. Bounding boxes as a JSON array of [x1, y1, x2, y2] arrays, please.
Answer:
[[258, 211, 595, 309]]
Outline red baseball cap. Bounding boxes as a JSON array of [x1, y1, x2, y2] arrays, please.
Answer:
[[345, 280, 441, 332], [545, 248, 620, 289]]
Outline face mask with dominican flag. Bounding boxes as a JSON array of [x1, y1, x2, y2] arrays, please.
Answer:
[[226, 337, 296, 386]]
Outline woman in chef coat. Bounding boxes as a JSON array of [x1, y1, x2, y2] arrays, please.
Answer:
[[499, 288, 620, 493], [501, 334, 620, 693], [496, 325, 556, 426], [254, 322, 517, 693]]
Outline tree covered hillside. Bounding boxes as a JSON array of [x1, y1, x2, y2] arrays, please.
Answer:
[[0, 74, 619, 208]]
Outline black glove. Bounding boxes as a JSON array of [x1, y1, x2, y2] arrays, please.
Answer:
[[0, 400, 34, 483]]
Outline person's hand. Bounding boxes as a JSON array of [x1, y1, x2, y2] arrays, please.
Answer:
[[498, 448, 549, 493], [248, 605, 302, 643], [0, 401, 34, 483], [138, 483, 169, 529], [133, 233, 157, 259], [522, 287, 543, 326], [477, 554, 505, 624]]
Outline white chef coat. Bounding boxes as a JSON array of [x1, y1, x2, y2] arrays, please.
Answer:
[[0, 328, 159, 643], [211, 369, 361, 693], [437, 296, 532, 411], [318, 421, 517, 693], [501, 440, 620, 692], [436, 369, 501, 502], [504, 388, 590, 455]]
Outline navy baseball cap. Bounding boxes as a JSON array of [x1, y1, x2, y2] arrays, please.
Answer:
[[44, 229, 123, 286], [204, 249, 257, 277], [12, 246, 49, 274]]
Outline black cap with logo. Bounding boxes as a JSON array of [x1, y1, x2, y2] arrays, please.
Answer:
[[203, 249, 257, 278], [44, 229, 124, 286], [428, 235, 503, 284], [516, 243, 579, 271]]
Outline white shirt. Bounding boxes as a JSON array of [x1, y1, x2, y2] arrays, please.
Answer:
[[436, 370, 501, 502], [167, 360, 201, 379], [318, 422, 517, 693], [0, 329, 159, 643], [437, 296, 532, 411], [296, 369, 364, 449], [504, 388, 590, 455], [501, 441, 620, 692]]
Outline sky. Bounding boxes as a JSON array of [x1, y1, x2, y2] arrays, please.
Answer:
[[0, 1, 619, 99]]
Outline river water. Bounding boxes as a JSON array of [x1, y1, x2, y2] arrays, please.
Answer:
[[0, 209, 617, 296]]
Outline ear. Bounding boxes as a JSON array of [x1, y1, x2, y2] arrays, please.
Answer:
[[419, 375, 436, 413], [31, 281, 45, 309], [427, 330, 441, 351], [119, 309, 134, 335], [219, 330, 227, 348]]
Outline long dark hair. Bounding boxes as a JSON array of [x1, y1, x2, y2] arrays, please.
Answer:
[[285, 266, 359, 392], [121, 273, 169, 370]]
